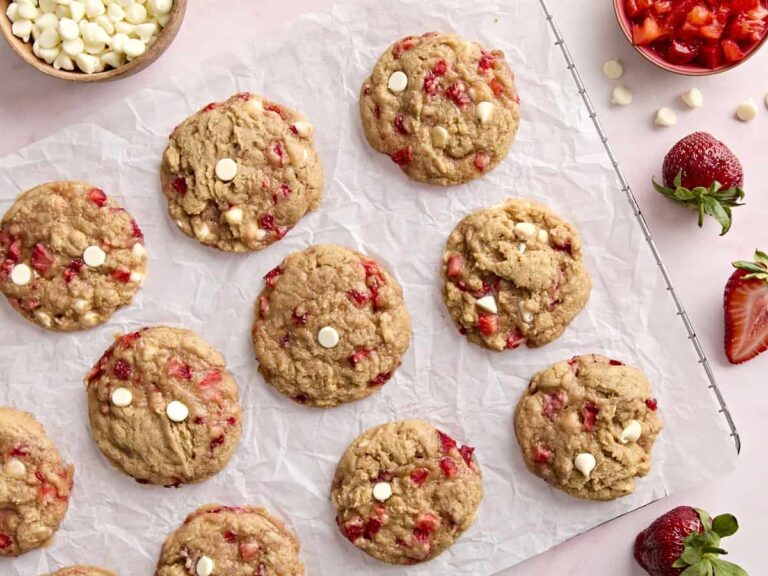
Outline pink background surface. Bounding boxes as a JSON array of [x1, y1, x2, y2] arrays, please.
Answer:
[[0, 1, 765, 574]]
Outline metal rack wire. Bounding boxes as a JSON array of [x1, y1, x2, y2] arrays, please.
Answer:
[[538, 0, 741, 453]]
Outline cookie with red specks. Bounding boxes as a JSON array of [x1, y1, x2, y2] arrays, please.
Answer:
[[251, 244, 411, 408], [0, 181, 147, 332], [331, 419, 482, 565], [360, 32, 521, 186], [85, 326, 242, 486], [161, 93, 324, 252], [514, 355, 663, 501], [0, 407, 74, 557], [442, 198, 591, 351], [155, 504, 304, 576], [46, 567, 117, 576]]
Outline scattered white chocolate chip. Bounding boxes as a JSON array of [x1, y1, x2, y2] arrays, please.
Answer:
[[602, 58, 623, 80], [537, 229, 549, 244], [82, 244, 106, 267], [81, 312, 100, 327], [681, 88, 703, 109], [215, 158, 238, 182], [611, 85, 633, 106], [131, 243, 145, 261], [519, 303, 534, 324], [736, 98, 758, 122], [73, 298, 90, 314], [514, 222, 537, 239], [517, 242, 527, 254], [195, 556, 214, 576], [431, 126, 449, 148], [34, 311, 52, 328], [129, 271, 144, 284], [654, 107, 677, 127], [387, 70, 408, 93], [475, 295, 498, 314], [225, 207, 243, 226], [10, 263, 32, 286], [254, 228, 267, 241], [475, 101, 494, 125], [4, 458, 27, 479], [619, 420, 642, 444], [372, 481, 393, 502], [317, 326, 340, 349], [166, 400, 189, 423], [574, 453, 596, 478], [291, 121, 313, 138], [111, 387, 133, 407]]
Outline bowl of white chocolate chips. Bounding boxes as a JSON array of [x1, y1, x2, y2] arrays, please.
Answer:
[[0, 0, 186, 81]]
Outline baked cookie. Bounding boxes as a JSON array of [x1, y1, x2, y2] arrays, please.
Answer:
[[252, 244, 411, 408], [442, 198, 591, 351], [0, 407, 74, 556], [46, 567, 117, 576], [332, 420, 482, 565], [514, 355, 663, 501], [155, 504, 304, 576], [360, 32, 520, 186], [0, 181, 147, 331], [161, 92, 324, 252], [85, 326, 242, 486]]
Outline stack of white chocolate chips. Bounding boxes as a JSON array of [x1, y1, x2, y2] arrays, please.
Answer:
[[5, 0, 173, 74]]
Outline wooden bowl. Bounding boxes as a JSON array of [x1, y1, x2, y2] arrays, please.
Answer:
[[0, 0, 186, 82]]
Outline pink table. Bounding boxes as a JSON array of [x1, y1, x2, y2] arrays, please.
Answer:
[[0, 1, 764, 573]]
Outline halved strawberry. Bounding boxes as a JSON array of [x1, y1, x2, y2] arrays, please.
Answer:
[[721, 39, 746, 62], [724, 250, 768, 364]]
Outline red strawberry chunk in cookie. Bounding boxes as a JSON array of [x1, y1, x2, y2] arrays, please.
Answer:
[[415, 512, 441, 534], [88, 187, 107, 207], [479, 50, 495, 71], [473, 151, 489, 172], [31, 243, 54, 275], [341, 518, 365, 543], [439, 456, 459, 478], [111, 266, 132, 283], [346, 289, 370, 307], [369, 372, 391, 387], [393, 113, 409, 135], [459, 445, 475, 467], [171, 177, 187, 196], [391, 147, 414, 166], [0, 534, 12, 549], [167, 357, 192, 379], [477, 312, 498, 336], [365, 517, 384, 538], [423, 58, 448, 96], [532, 443, 553, 464], [113, 359, 132, 380], [63, 258, 84, 283], [446, 82, 470, 106], [505, 330, 525, 350], [410, 468, 430, 486], [542, 390, 567, 419], [349, 347, 373, 366], [446, 254, 463, 278], [437, 430, 457, 453], [263, 265, 283, 287], [239, 539, 261, 560], [582, 401, 600, 431], [646, 398, 658, 411], [199, 370, 223, 389]]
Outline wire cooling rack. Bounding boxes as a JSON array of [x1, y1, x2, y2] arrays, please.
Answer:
[[538, 0, 741, 454]]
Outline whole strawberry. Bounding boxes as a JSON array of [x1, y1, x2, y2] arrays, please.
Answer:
[[653, 132, 745, 235], [634, 506, 747, 576], [724, 250, 768, 364]]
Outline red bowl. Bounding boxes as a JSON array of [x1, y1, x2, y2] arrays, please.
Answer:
[[613, 0, 768, 76]]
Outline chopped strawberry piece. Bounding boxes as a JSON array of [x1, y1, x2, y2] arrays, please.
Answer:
[[391, 147, 413, 166], [553, 238, 573, 255], [199, 370, 222, 388], [193, 416, 206, 425], [9, 444, 29, 457], [439, 456, 459, 478], [263, 265, 283, 287], [263, 102, 285, 119], [64, 258, 84, 283], [202, 102, 218, 112], [239, 540, 261, 560], [224, 530, 237, 543], [532, 443, 553, 464], [88, 188, 107, 207], [437, 430, 457, 453], [633, 15, 666, 45], [171, 177, 187, 196], [292, 308, 308, 325], [473, 151, 489, 172], [349, 347, 373, 366], [259, 295, 270, 318], [446, 254, 463, 278], [446, 82, 470, 106], [0, 534, 12, 549], [542, 390, 567, 419], [365, 517, 384, 538], [410, 468, 430, 486], [31, 244, 54, 275], [167, 357, 192, 379], [432, 58, 448, 75], [699, 43, 724, 69], [259, 214, 276, 232], [270, 141, 286, 166], [479, 50, 495, 71], [210, 435, 225, 450], [227, 417, 238, 426], [477, 312, 498, 336], [120, 331, 142, 348], [459, 445, 475, 466], [646, 398, 659, 411], [38, 483, 58, 501], [423, 58, 447, 95], [279, 333, 290, 347], [278, 183, 292, 199], [721, 38, 746, 62], [131, 220, 144, 240], [369, 372, 391, 387], [505, 330, 525, 350], [235, 92, 252, 101], [113, 359, 132, 380], [7, 239, 22, 262], [374, 104, 381, 118], [582, 401, 600, 431], [347, 289, 370, 307], [609, 359, 624, 366], [341, 518, 365, 542], [393, 113, 408, 135], [393, 36, 416, 58], [415, 512, 441, 533], [489, 77, 505, 98], [111, 266, 131, 283]]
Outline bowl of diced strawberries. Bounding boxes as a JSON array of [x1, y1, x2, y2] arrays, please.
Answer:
[[614, 0, 768, 75]]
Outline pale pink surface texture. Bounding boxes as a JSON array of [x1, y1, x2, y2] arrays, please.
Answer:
[[0, 1, 765, 574]]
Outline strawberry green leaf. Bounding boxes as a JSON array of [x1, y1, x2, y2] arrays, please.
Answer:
[[710, 558, 749, 576], [712, 514, 739, 538], [681, 559, 714, 576], [732, 251, 768, 281]]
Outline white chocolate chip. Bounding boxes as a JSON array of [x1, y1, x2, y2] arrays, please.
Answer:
[[82, 245, 106, 267], [387, 70, 408, 93], [123, 38, 145, 59], [10, 264, 32, 286], [619, 420, 642, 444], [215, 158, 238, 182], [123, 2, 147, 24], [4, 458, 27, 479], [602, 58, 624, 80], [654, 107, 677, 127], [73, 298, 90, 314], [57, 17, 79, 39], [519, 303, 534, 324], [681, 88, 703, 109], [166, 401, 189, 423], [736, 98, 758, 122], [111, 387, 133, 407], [475, 101, 494, 125], [611, 85, 633, 106], [12, 19, 33, 42], [291, 121, 313, 138], [36, 12, 58, 29], [475, 295, 498, 314], [247, 98, 263, 113], [193, 222, 212, 241], [372, 481, 393, 502], [225, 207, 243, 226], [34, 311, 52, 328], [129, 271, 144, 284], [317, 326, 340, 349], [62, 37, 85, 56], [5, 3, 19, 23], [84, 0, 104, 19], [39, 45, 61, 64], [53, 51, 74, 70], [69, 1, 85, 22], [537, 229, 549, 244], [514, 222, 537, 239], [38, 27, 60, 48], [254, 228, 267, 241], [81, 312, 100, 327], [131, 243, 145, 261], [431, 126, 449, 148], [517, 242, 527, 254], [196, 556, 214, 576], [17, 3, 39, 20], [574, 453, 596, 478]]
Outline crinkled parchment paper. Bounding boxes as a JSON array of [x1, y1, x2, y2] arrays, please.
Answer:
[[0, 0, 737, 574]]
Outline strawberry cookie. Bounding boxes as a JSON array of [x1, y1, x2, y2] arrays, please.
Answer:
[[161, 93, 324, 252], [252, 244, 411, 407], [85, 326, 242, 486], [331, 420, 482, 565], [0, 407, 74, 556], [442, 198, 591, 351], [514, 355, 662, 501], [46, 568, 117, 576], [360, 32, 521, 186], [155, 504, 304, 576], [0, 181, 147, 331]]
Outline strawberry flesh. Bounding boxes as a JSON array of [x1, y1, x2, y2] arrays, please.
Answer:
[[724, 268, 768, 364]]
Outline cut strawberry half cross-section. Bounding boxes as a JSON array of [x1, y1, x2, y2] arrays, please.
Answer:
[[724, 249, 768, 364]]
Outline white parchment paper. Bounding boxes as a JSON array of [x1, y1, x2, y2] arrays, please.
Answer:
[[0, 0, 738, 574]]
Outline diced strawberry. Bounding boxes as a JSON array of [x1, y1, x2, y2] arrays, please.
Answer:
[[699, 20, 725, 39], [239, 540, 261, 560], [227, 416, 238, 426], [349, 347, 373, 366], [199, 371, 222, 390], [489, 77, 506, 98], [235, 92, 252, 101], [582, 401, 600, 431], [202, 103, 218, 112], [446, 82, 470, 107], [259, 214, 276, 231], [437, 430, 457, 453], [415, 512, 441, 533], [64, 258, 84, 283], [446, 254, 463, 278], [9, 444, 29, 457], [210, 435, 225, 450], [728, 11, 768, 42], [477, 312, 498, 336], [532, 443, 553, 464], [167, 357, 192, 379], [721, 39, 746, 62], [393, 36, 416, 58], [120, 331, 142, 348], [633, 16, 666, 45], [369, 372, 391, 387], [113, 359, 132, 380], [410, 468, 430, 486], [473, 151, 489, 172], [88, 188, 107, 207], [365, 517, 384, 538], [111, 266, 131, 283], [7, 239, 21, 262], [666, 38, 702, 64], [131, 220, 144, 240], [393, 113, 409, 135], [341, 518, 365, 542], [31, 244, 54, 275], [259, 295, 269, 319], [224, 530, 237, 543], [171, 177, 187, 196], [391, 147, 413, 166], [698, 42, 724, 68], [505, 330, 525, 350], [263, 102, 285, 119], [542, 390, 567, 419], [432, 58, 448, 75], [347, 289, 370, 307], [263, 265, 283, 287], [0, 534, 11, 549], [459, 445, 475, 467], [687, 5, 713, 25], [270, 141, 286, 166], [609, 359, 624, 366], [479, 50, 495, 71], [439, 456, 459, 478], [646, 398, 659, 411]]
